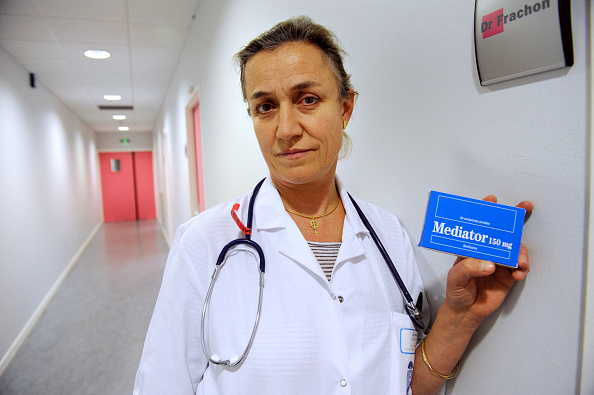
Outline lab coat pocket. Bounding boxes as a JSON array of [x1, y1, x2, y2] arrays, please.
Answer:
[[391, 312, 417, 395]]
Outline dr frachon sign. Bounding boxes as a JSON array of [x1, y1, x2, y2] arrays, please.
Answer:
[[474, 0, 573, 86]]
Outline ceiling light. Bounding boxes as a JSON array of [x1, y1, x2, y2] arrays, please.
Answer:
[[84, 49, 111, 59], [113, 115, 126, 120], [104, 94, 121, 101], [118, 126, 130, 131]]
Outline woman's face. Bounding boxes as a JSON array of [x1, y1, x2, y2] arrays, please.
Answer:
[[244, 42, 354, 188]]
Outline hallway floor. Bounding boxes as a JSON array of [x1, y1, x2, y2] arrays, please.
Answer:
[[0, 220, 169, 395]]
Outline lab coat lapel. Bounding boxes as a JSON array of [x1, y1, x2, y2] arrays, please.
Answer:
[[251, 178, 322, 277], [250, 177, 286, 232], [335, 176, 370, 266], [250, 176, 374, 279], [278, 225, 323, 277]]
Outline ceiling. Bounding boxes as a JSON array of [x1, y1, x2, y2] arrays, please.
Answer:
[[0, 0, 200, 133]]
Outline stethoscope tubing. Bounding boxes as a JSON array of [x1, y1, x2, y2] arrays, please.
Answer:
[[347, 193, 424, 329], [201, 239, 265, 367], [201, 178, 267, 367]]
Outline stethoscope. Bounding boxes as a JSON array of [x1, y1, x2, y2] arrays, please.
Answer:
[[201, 178, 424, 368]]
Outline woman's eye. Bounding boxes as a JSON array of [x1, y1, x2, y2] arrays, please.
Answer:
[[256, 103, 274, 114], [302, 96, 318, 105]]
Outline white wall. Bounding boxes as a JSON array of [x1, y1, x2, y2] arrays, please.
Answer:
[[154, 1, 589, 393], [0, 47, 102, 371]]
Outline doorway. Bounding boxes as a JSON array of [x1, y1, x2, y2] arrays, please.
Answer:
[[186, 90, 206, 216], [99, 151, 156, 222]]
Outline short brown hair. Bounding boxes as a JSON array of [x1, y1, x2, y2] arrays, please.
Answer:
[[234, 15, 355, 102]]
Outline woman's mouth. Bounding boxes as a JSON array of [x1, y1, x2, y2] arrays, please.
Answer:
[[278, 149, 311, 159]]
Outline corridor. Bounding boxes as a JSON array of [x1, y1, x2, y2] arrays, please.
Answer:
[[0, 220, 168, 395]]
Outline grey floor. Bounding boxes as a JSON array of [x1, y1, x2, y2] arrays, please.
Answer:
[[0, 220, 168, 395]]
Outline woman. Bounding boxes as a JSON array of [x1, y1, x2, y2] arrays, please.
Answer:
[[134, 16, 532, 395]]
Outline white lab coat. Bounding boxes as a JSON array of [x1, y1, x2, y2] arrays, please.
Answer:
[[134, 177, 434, 395]]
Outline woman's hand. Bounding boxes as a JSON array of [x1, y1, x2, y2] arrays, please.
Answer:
[[412, 197, 533, 394], [444, 197, 533, 329]]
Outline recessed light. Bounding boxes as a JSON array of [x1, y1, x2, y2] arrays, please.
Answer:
[[113, 115, 126, 120], [104, 94, 121, 101], [84, 49, 111, 59], [118, 126, 130, 131]]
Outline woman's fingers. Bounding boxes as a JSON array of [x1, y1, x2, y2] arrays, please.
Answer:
[[510, 244, 530, 281], [449, 258, 495, 288]]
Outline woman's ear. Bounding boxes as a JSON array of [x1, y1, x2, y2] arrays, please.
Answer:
[[341, 89, 355, 125]]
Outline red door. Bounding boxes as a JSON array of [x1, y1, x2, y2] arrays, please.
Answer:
[[99, 151, 156, 222], [133, 151, 157, 220]]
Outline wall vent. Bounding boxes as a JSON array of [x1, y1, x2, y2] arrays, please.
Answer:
[[98, 105, 134, 110]]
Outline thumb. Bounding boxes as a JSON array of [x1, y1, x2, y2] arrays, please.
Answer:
[[449, 259, 495, 287]]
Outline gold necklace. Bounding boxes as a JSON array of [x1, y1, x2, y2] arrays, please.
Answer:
[[285, 198, 341, 235]]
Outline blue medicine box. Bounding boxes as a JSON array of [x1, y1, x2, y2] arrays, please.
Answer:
[[419, 191, 525, 268]]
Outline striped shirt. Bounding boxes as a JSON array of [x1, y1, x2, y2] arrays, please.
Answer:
[[307, 241, 341, 281]]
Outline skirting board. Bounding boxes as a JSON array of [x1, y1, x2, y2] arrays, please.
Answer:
[[0, 222, 102, 376]]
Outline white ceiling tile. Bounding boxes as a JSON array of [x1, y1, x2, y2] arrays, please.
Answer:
[[0, 15, 53, 40], [131, 45, 179, 66], [69, 105, 101, 119], [133, 81, 166, 94], [132, 87, 168, 104], [133, 76, 171, 96], [45, 17, 128, 45], [131, 46, 178, 81], [73, 107, 98, 119], [86, 77, 131, 91], [77, 70, 131, 86], [83, 115, 107, 127], [52, 86, 94, 103], [128, 0, 197, 26], [134, 109, 160, 121], [90, 123, 114, 133], [0, 39, 63, 58], [29, 0, 126, 21], [130, 92, 164, 108], [129, 23, 186, 47], [74, 60, 131, 79]]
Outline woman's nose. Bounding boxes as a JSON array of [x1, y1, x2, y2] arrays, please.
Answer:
[[276, 106, 302, 140]]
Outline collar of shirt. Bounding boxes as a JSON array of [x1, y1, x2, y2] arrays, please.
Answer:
[[252, 175, 370, 236], [250, 175, 371, 280]]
